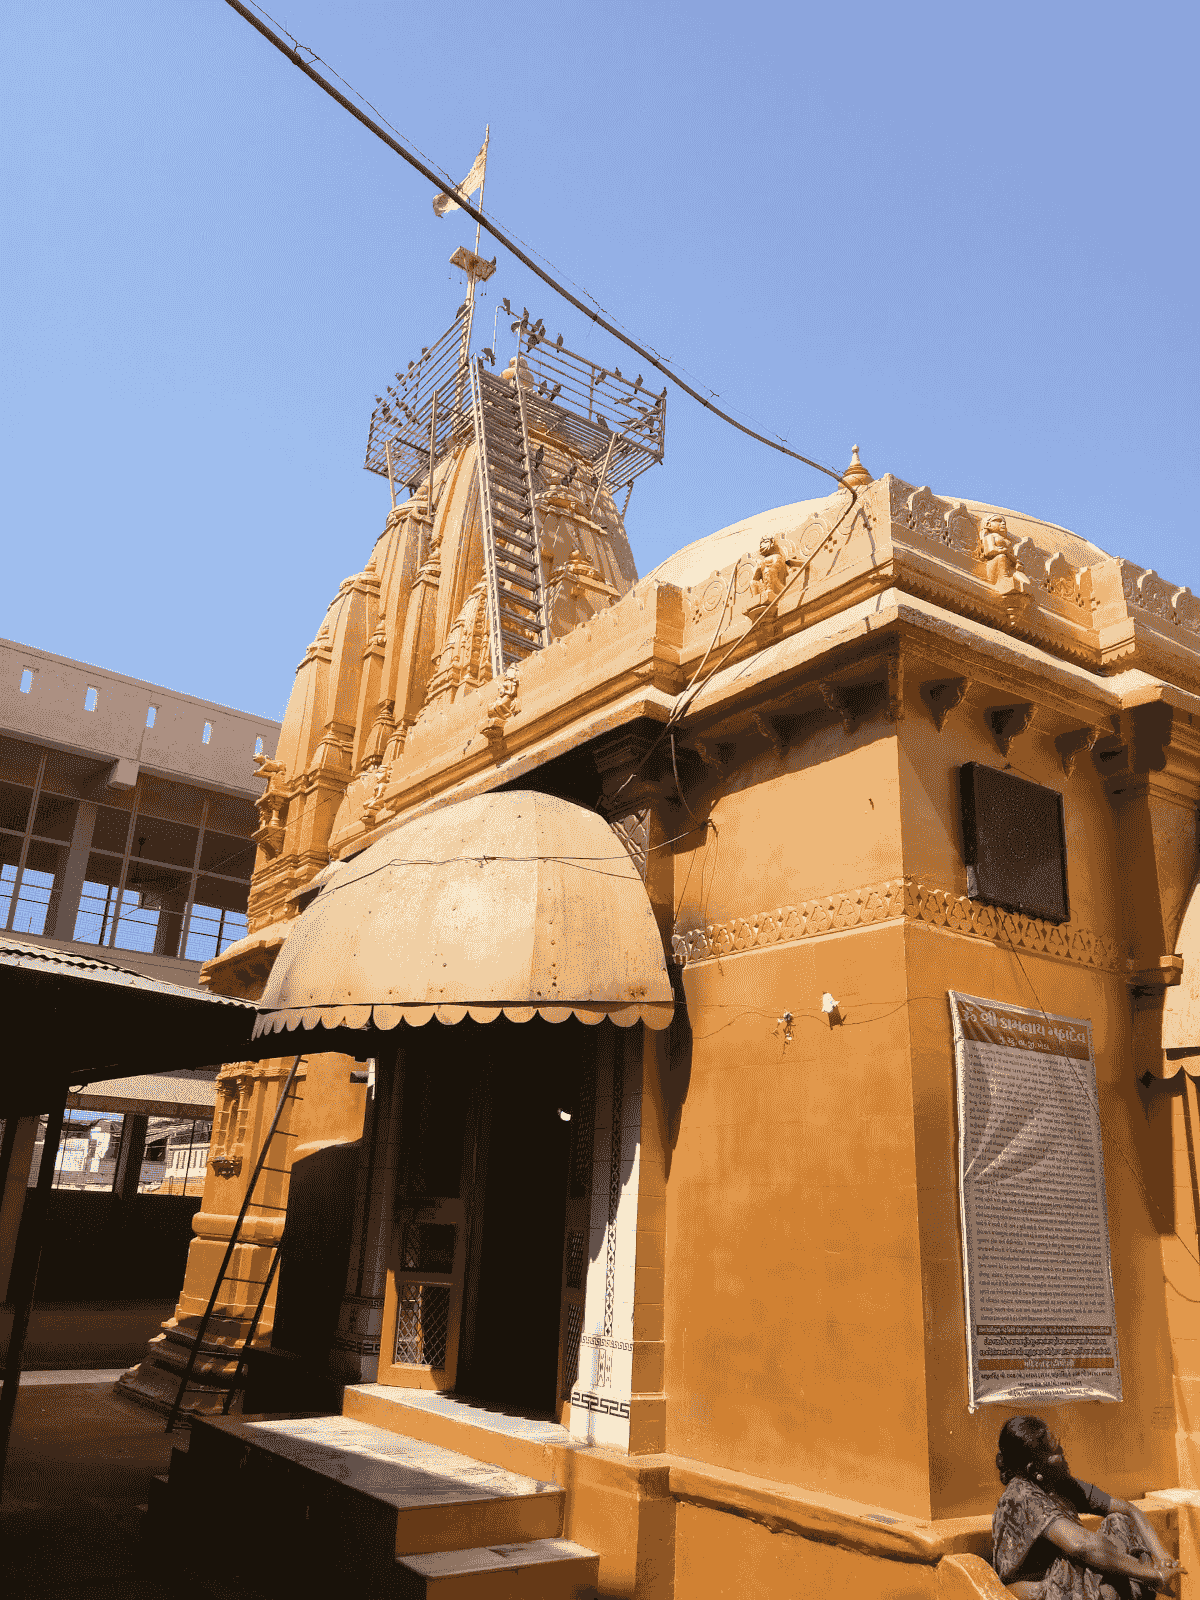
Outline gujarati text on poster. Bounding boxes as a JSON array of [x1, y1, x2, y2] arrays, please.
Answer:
[[950, 991, 1121, 1411]]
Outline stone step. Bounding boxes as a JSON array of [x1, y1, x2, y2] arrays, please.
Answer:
[[395, 1539, 599, 1600], [183, 1413, 564, 1563]]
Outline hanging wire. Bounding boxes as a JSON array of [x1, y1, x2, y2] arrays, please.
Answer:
[[221, 0, 850, 494]]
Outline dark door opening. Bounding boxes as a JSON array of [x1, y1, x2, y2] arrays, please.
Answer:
[[458, 1032, 578, 1416]]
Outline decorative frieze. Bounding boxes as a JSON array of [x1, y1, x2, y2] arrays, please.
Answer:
[[672, 877, 1123, 973]]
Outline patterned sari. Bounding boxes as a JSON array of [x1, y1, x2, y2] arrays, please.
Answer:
[[992, 1476, 1151, 1598]]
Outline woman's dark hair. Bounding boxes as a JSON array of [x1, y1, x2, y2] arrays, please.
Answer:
[[996, 1416, 1050, 1485]]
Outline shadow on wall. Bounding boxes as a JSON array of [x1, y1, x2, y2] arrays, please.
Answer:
[[663, 963, 693, 1180], [271, 1139, 361, 1368], [6, 1190, 201, 1302]]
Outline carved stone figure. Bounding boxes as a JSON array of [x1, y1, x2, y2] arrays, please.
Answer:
[[251, 751, 288, 857], [978, 515, 1032, 609], [747, 534, 790, 614], [482, 664, 521, 745]]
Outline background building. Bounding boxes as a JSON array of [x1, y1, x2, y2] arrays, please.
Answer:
[[0, 637, 279, 1373], [0, 636, 279, 983]]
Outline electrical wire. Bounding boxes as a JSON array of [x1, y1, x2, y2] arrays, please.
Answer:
[[604, 484, 860, 812], [232, 5, 803, 444], [220, 0, 849, 492]]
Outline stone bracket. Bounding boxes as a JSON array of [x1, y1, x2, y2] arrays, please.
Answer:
[[1128, 954, 1185, 993], [986, 703, 1034, 757], [920, 677, 969, 732], [1054, 726, 1103, 777]]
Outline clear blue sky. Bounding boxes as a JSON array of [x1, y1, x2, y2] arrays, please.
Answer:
[[3, 1, 1196, 720]]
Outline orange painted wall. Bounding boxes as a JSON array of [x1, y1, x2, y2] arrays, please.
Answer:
[[896, 692, 1178, 1513], [665, 727, 936, 1513], [663, 678, 1184, 1520]]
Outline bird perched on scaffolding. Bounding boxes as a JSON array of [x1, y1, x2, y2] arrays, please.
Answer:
[[532, 446, 544, 471], [482, 347, 495, 366]]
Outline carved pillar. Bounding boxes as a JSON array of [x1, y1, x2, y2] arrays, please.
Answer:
[[352, 616, 389, 774], [384, 532, 442, 763], [1105, 706, 1200, 1079], [118, 1058, 305, 1414], [330, 1054, 403, 1385], [589, 728, 675, 1453]]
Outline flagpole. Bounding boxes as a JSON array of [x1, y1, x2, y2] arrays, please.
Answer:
[[472, 125, 489, 257], [457, 126, 490, 410]]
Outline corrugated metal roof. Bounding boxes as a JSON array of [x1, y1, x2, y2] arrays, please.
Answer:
[[0, 936, 253, 1008]]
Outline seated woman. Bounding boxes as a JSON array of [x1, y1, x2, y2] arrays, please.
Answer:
[[992, 1416, 1183, 1598]]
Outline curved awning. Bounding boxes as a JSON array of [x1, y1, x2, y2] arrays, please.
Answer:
[[252, 791, 673, 1041]]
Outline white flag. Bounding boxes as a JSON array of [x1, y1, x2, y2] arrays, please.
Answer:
[[433, 139, 487, 217]]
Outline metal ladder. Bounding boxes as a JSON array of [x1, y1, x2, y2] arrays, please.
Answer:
[[468, 358, 550, 679]]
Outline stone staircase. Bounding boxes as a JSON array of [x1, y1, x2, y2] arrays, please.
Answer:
[[149, 1412, 598, 1599]]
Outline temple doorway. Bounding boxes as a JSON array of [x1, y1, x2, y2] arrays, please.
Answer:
[[455, 1022, 586, 1417]]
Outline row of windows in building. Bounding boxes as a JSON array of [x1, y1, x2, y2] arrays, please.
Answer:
[[16, 665, 268, 756]]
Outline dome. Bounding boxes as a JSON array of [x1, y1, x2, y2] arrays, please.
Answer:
[[647, 480, 1112, 594], [254, 791, 674, 1036]]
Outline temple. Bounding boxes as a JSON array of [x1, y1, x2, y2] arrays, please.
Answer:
[[137, 265, 1200, 1597]]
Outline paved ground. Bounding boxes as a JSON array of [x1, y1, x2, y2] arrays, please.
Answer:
[[2, 1371, 191, 1600]]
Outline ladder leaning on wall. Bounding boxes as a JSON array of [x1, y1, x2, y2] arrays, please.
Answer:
[[468, 357, 551, 681]]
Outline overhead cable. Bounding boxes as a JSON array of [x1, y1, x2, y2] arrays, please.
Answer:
[[221, 0, 848, 492]]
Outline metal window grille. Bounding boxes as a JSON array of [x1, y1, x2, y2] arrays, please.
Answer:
[[571, 1062, 596, 1199], [562, 1302, 583, 1397], [394, 1283, 451, 1369], [566, 1230, 585, 1291]]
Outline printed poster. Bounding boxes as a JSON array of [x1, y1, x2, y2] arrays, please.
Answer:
[[950, 991, 1122, 1411]]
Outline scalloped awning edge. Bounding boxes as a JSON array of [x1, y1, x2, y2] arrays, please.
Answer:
[[251, 997, 673, 1038]]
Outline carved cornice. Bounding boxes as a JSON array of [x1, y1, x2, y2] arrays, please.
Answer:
[[672, 877, 1123, 973]]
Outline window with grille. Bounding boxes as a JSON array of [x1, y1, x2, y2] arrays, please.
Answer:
[[384, 1058, 472, 1384]]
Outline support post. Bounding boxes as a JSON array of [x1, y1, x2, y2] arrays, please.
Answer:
[[0, 1117, 39, 1303], [0, 1088, 67, 1498], [112, 1113, 148, 1202]]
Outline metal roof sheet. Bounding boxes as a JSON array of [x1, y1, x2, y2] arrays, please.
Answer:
[[0, 937, 252, 1007], [0, 937, 257, 1114]]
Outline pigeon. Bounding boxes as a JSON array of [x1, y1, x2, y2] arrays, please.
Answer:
[[597, 414, 609, 432], [375, 395, 384, 405], [532, 445, 544, 470], [501, 297, 512, 315], [595, 369, 607, 385], [589, 472, 599, 488], [549, 383, 561, 400], [482, 346, 495, 365], [538, 381, 548, 396], [556, 334, 564, 348], [633, 375, 643, 391], [614, 367, 622, 380], [561, 463, 577, 486]]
